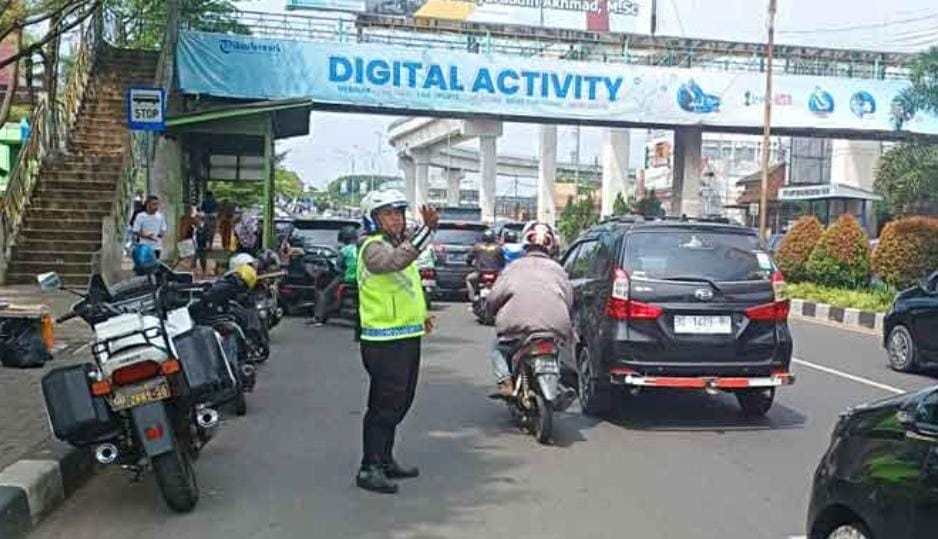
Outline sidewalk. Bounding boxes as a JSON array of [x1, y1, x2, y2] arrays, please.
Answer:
[[0, 285, 92, 471]]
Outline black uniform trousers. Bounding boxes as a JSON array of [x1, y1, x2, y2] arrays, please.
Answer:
[[360, 336, 421, 468]]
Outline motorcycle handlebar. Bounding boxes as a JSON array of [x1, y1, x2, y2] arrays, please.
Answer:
[[55, 311, 78, 324]]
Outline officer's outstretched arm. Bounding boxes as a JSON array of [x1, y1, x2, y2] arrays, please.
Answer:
[[361, 226, 433, 275]]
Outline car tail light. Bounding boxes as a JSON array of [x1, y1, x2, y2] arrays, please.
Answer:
[[604, 268, 662, 320], [419, 268, 435, 279], [112, 361, 161, 386], [745, 300, 790, 321], [771, 270, 787, 301]]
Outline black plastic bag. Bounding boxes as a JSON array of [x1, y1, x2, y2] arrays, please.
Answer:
[[0, 321, 52, 368]]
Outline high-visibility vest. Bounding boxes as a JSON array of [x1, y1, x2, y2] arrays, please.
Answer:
[[357, 234, 427, 341]]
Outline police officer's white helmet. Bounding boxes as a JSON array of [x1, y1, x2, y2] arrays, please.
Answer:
[[361, 189, 408, 233]]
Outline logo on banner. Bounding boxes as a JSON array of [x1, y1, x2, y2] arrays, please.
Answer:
[[808, 86, 835, 116], [220, 38, 283, 55], [676, 79, 721, 114], [849, 91, 876, 119]]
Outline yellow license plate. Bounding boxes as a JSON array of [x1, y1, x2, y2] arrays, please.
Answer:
[[110, 378, 171, 411]]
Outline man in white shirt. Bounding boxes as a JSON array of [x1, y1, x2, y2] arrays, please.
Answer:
[[132, 195, 168, 258]]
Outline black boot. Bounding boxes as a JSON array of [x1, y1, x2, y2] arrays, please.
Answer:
[[383, 459, 419, 479], [356, 465, 398, 494]]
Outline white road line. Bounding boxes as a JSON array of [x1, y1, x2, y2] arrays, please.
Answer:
[[792, 357, 906, 395]]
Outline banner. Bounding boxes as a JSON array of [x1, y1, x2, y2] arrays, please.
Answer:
[[176, 31, 938, 136]]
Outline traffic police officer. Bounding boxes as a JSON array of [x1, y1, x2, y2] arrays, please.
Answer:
[[356, 189, 439, 494]]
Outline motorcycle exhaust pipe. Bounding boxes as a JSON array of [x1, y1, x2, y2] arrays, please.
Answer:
[[196, 408, 220, 429], [94, 443, 119, 465]]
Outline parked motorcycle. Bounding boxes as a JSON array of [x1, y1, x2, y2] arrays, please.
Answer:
[[472, 270, 499, 325], [502, 333, 564, 445], [37, 272, 237, 512], [254, 250, 285, 329], [279, 245, 337, 316]]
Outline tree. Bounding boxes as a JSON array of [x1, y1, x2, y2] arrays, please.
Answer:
[[775, 216, 824, 282], [629, 189, 665, 217], [806, 214, 871, 288], [873, 142, 938, 217], [104, 0, 250, 49], [892, 47, 938, 131], [557, 194, 599, 242], [209, 165, 305, 208], [612, 192, 629, 215]]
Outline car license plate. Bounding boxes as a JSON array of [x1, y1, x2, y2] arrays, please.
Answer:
[[109, 377, 171, 411], [447, 253, 465, 264], [421, 279, 436, 288], [534, 357, 560, 374], [673, 315, 732, 335]]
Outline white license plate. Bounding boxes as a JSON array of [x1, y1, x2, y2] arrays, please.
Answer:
[[480, 288, 491, 298], [421, 279, 436, 288], [109, 377, 171, 411], [673, 315, 732, 335], [534, 357, 560, 374]]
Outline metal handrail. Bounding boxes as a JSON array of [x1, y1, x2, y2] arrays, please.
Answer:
[[61, 15, 101, 137]]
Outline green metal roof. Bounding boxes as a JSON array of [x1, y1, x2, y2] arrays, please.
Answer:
[[165, 98, 314, 138]]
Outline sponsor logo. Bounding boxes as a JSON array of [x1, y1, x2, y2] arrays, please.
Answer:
[[220, 38, 283, 56]]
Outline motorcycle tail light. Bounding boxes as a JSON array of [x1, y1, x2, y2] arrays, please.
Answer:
[[532, 341, 557, 355], [91, 380, 112, 396], [419, 268, 435, 279], [480, 272, 498, 283], [112, 361, 161, 386], [160, 358, 181, 375], [144, 424, 164, 441]]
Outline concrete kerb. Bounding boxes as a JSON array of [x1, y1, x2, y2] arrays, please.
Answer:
[[790, 297, 884, 334], [0, 442, 94, 538]]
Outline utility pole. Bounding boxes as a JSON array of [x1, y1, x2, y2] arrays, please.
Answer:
[[758, 0, 777, 241]]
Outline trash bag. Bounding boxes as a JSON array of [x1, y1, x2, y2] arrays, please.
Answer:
[[0, 321, 53, 368]]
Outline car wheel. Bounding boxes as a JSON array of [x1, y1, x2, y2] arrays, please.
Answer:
[[826, 523, 871, 539], [576, 347, 610, 417], [736, 388, 775, 416], [886, 325, 918, 372]]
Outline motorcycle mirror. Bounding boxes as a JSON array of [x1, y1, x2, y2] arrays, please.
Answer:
[[36, 272, 63, 292]]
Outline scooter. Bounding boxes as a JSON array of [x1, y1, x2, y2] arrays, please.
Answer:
[[502, 333, 566, 445], [472, 270, 499, 325]]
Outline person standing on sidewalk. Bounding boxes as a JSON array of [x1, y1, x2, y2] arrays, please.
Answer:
[[355, 189, 439, 494], [218, 198, 235, 251], [132, 195, 168, 259]]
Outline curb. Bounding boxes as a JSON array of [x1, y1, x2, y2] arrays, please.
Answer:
[[790, 298, 884, 333], [0, 442, 94, 538]]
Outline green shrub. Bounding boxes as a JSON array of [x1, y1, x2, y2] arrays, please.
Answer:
[[787, 282, 895, 313], [775, 216, 824, 282], [871, 217, 938, 289], [806, 214, 871, 288]]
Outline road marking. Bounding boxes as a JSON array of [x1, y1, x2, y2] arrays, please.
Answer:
[[792, 357, 906, 395]]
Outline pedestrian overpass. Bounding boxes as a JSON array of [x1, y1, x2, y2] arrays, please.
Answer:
[[174, 9, 937, 221]]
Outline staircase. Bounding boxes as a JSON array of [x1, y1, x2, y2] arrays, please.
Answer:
[[5, 48, 158, 285]]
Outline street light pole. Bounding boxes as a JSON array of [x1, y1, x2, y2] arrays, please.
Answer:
[[758, 0, 777, 241]]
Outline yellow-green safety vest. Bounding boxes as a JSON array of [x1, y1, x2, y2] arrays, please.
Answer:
[[357, 234, 427, 341]]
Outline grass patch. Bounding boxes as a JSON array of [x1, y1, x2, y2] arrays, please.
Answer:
[[787, 282, 896, 313]]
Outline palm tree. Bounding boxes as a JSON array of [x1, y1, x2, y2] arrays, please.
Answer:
[[892, 46, 938, 130]]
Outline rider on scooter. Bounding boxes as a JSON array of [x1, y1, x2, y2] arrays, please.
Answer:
[[466, 229, 505, 302], [484, 222, 574, 398], [310, 225, 359, 326]]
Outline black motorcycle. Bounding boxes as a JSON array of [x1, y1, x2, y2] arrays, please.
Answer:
[[501, 333, 568, 445], [472, 270, 499, 326]]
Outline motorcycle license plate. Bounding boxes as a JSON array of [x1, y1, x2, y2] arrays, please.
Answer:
[[421, 279, 436, 288], [534, 357, 560, 374], [480, 288, 491, 298], [109, 378, 171, 411]]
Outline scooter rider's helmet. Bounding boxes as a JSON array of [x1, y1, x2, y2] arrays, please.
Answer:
[[361, 189, 408, 234], [229, 253, 257, 271], [337, 225, 358, 244], [503, 230, 518, 243], [482, 229, 496, 243], [520, 221, 557, 253], [131, 244, 158, 275]]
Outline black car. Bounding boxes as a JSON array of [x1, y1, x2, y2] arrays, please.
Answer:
[[807, 385, 938, 539], [432, 221, 489, 299], [884, 271, 938, 372], [562, 218, 794, 416], [279, 218, 360, 315]]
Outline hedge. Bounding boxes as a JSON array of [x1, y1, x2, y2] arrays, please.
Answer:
[[872, 217, 938, 289], [787, 282, 895, 313], [775, 216, 824, 282], [806, 214, 871, 288]]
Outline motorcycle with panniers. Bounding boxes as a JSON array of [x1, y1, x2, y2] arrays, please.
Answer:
[[37, 271, 238, 513]]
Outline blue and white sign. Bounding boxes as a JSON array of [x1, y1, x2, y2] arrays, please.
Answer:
[[176, 31, 938, 137], [127, 87, 165, 131]]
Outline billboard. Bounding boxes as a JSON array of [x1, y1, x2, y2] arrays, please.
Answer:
[[176, 31, 938, 136]]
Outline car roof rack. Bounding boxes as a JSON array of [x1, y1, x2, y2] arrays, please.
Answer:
[[645, 215, 737, 225]]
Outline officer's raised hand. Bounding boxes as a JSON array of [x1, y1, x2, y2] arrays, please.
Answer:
[[420, 205, 440, 231]]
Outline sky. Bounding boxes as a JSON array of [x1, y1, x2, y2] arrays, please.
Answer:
[[244, 0, 938, 195]]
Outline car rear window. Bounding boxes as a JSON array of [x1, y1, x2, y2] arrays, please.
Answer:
[[436, 224, 486, 245], [291, 220, 359, 247], [623, 229, 773, 282]]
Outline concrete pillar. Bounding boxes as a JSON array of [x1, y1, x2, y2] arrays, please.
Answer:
[[397, 155, 416, 211], [444, 169, 463, 206], [830, 139, 883, 190], [601, 128, 631, 216], [671, 127, 703, 217], [537, 125, 558, 226], [413, 149, 430, 213], [479, 134, 497, 223]]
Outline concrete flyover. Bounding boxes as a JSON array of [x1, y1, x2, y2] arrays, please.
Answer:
[[388, 117, 631, 225]]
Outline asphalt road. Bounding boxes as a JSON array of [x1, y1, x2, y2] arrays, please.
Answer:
[[29, 308, 937, 539]]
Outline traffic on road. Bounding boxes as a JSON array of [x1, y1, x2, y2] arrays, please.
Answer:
[[18, 206, 938, 539]]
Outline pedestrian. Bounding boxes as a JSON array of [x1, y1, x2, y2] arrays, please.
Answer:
[[200, 190, 219, 250], [355, 189, 439, 494], [132, 195, 168, 259], [130, 190, 145, 228], [218, 199, 235, 251]]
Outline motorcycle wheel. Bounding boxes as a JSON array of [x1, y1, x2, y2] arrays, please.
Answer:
[[533, 393, 553, 445], [152, 443, 199, 513]]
